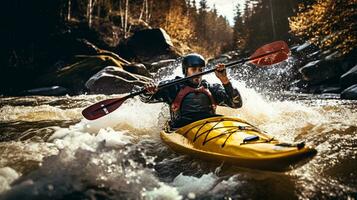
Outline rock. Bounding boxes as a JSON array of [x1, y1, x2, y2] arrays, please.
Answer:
[[340, 64, 357, 89], [324, 51, 342, 61], [35, 54, 128, 94], [321, 86, 341, 94], [306, 50, 321, 60], [290, 44, 300, 54], [341, 84, 357, 100], [289, 79, 309, 92], [21, 86, 68, 96], [85, 66, 152, 94], [299, 59, 343, 84], [122, 63, 152, 77], [295, 41, 319, 55], [148, 59, 176, 72], [319, 93, 340, 99], [116, 28, 180, 64]]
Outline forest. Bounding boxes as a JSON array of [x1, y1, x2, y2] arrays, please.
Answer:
[[0, 0, 356, 94]]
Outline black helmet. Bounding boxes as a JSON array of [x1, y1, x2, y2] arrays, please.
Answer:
[[182, 53, 205, 75]]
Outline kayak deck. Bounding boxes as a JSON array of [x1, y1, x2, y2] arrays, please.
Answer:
[[160, 116, 317, 171]]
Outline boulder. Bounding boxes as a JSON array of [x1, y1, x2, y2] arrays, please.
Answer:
[[148, 59, 176, 72], [298, 59, 343, 84], [85, 66, 152, 94], [35, 54, 129, 94], [122, 63, 152, 77], [341, 84, 357, 100], [116, 28, 181, 64], [340, 64, 357, 89]]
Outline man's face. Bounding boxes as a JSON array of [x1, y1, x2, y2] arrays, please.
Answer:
[[186, 67, 203, 85]]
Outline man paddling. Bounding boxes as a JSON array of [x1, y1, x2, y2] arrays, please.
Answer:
[[140, 53, 243, 129]]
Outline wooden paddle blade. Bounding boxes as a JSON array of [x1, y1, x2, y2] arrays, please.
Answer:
[[82, 98, 125, 120], [250, 41, 290, 66]]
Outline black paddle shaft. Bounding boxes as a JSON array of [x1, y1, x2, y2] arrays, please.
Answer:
[[126, 48, 284, 98]]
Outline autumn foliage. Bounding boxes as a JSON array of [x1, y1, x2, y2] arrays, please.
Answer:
[[289, 0, 357, 55]]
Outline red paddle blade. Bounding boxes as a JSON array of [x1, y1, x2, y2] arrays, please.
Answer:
[[82, 98, 125, 120], [250, 41, 290, 66]]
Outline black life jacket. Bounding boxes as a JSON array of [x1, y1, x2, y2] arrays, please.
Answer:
[[171, 85, 217, 118]]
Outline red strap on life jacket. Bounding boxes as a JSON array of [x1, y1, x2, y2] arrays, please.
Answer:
[[171, 86, 217, 112]]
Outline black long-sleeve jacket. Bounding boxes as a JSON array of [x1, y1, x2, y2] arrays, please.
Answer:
[[140, 77, 242, 128]]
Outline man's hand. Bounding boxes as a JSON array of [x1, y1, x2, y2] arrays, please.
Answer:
[[144, 82, 158, 94], [215, 63, 230, 84]]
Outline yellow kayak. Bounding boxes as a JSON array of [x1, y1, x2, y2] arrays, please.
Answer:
[[160, 116, 317, 171]]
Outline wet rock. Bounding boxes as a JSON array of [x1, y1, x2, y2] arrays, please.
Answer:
[[21, 86, 68, 96], [294, 41, 319, 56], [290, 44, 300, 54], [85, 66, 152, 94], [321, 86, 341, 94], [289, 79, 309, 92], [122, 63, 151, 77], [340, 84, 357, 100], [323, 51, 343, 61], [35, 54, 128, 94], [116, 28, 181, 64], [306, 50, 321, 60], [319, 93, 340, 99], [307, 84, 338, 94], [148, 59, 176, 72], [340, 64, 357, 89], [298, 59, 343, 84]]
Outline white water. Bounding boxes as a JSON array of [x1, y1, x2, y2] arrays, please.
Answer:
[[0, 63, 356, 199]]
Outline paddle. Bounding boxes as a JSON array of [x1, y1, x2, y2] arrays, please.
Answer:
[[82, 40, 290, 120]]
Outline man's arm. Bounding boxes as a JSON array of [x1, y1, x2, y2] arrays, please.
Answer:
[[139, 79, 177, 104], [210, 63, 243, 108], [209, 82, 242, 108]]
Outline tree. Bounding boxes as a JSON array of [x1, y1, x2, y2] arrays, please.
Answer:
[[232, 3, 247, 51], [289, 0, 357, 55], [162, 0, 194, 42], [239, 0, 299, 51]]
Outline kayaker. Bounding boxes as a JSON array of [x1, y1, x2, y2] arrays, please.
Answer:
[[140, 53, 243, 129]]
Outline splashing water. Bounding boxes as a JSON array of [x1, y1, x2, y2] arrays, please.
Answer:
[[0, 60, 356, 199]]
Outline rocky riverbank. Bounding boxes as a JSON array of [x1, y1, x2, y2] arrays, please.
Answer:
[[288, 41, 357, 99], [1, 20, 182, 96]]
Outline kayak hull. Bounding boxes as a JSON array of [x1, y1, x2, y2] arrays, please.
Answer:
[[160, 116, 317, 171]]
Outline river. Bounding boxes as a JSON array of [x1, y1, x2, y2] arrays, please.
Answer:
[[0, 61, 356, 200]]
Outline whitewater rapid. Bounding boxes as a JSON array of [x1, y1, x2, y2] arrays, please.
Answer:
[[0, 62, 356, 199]]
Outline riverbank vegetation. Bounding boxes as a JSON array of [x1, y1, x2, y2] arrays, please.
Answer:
[[0, 0, 356, 95]]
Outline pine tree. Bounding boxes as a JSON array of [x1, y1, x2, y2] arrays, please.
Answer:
[[232, 4, 246, 51]]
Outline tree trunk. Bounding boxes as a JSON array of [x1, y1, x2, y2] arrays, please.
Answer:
[[139, 0, 145, 21], [269, 0, 276, 39], [87, 0, 97, 28], [145, 0, 149, 21], [124, 0, 129, 38], [119, 0, 124, 29], [67, 0, 71, 21]]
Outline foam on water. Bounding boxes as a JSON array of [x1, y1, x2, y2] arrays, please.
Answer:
[[0, 167, 19, 193], [1, 61, 356, 199], [0, 105, 82, 122], [172, 172, 217, 196]]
